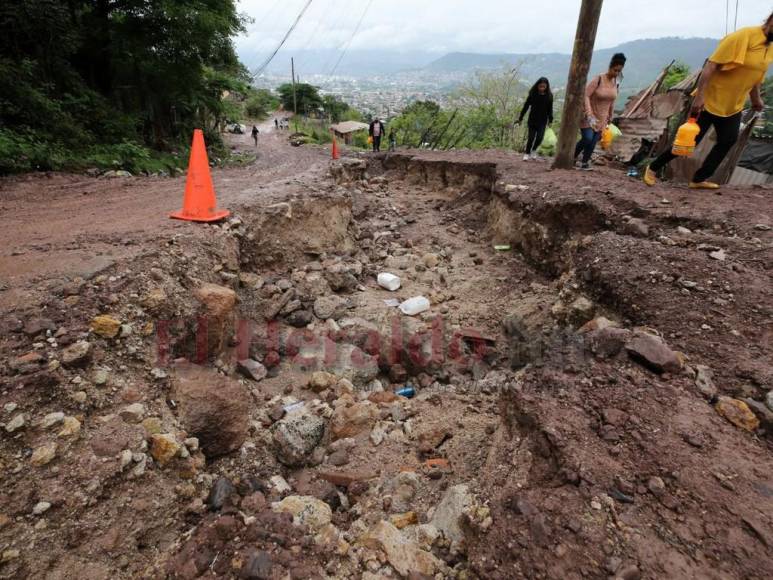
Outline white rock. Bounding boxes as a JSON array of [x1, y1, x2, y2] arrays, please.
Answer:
[[270, 475, 292, 494], [32, 501, 51, 515], [39, 412, 65, 429], [5, 414, 27, 433], [430, 484, 474, 545], [272, 495, 332, 531]]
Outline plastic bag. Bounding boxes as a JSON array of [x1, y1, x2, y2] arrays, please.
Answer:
[[537, 127, 557, 155], [368, 136, 374, 145]]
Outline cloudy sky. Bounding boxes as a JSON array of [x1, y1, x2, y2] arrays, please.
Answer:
[[236, 0, 772, 60]]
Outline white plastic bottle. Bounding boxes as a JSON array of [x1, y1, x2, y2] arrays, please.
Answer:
[[377, 273, 401, 291], [399, 296, 430, 316]]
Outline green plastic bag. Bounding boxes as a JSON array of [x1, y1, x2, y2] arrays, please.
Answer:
[[537, 127, 557, 155], [609, 123, 622, 140]]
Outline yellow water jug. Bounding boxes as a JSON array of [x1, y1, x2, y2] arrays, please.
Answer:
[[600, 126, 614, 150], [672, 118, 701, 157]]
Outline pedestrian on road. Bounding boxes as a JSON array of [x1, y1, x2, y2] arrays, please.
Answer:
[[575, 53, 626, 170], [388, 128, 397, 152], [274, 118, 279, 130], [369, 118, 385, 152], [644, 11, 773, 190], [517, 77, 554, 161], [251, 125, 259, 147]]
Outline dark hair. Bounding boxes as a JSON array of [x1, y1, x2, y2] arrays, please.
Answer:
[[610, 52, 627, 68], [767, 11, 773, 25], [528, 77, 553, 99]]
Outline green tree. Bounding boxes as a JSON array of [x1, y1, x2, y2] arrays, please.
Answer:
[[662, 61, 691, 90], [245, 89, 280, 119], [277, 83, 323, 116]]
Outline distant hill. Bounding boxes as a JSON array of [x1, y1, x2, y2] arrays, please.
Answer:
[[426, 37, 720, 89]]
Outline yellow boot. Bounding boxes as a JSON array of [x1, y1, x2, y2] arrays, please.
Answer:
[[689, 181, 720, 190], [643, 165, 657, 186]]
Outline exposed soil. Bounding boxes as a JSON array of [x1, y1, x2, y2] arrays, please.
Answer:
[[1, 135, 771, 580]]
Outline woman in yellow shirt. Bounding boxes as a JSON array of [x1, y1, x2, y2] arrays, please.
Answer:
[[644, 11, 772, 190]]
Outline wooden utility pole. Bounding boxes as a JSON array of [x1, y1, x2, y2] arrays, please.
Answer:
[[553, 0, 604, 169], [291, 57, 298, 132]]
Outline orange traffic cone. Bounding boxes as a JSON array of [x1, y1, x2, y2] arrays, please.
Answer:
[[331, 136, 340, 160], [170, 129, 230, 222]]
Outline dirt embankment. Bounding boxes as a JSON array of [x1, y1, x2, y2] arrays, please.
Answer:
[[0, 142, 771, 579]]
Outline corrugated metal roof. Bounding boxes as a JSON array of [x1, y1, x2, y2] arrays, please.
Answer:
[[330, 121, 369, 134]]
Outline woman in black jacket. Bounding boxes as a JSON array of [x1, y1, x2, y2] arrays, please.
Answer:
[[517, 77, 554, 161]]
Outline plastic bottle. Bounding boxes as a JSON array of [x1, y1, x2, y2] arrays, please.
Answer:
[[396, 385, 416, 398], [377, 272, 401, 291], [672, 118, 701, 157], [399, 296, 430, 316]]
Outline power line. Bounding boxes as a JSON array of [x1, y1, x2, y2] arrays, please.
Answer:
[[733, 0, 739, 31], [252, 0, 315, 78], [328, 0, 375, 76]]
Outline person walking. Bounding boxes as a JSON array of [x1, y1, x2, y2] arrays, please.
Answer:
[[388, 128, 397, 152], [644, 11, 773, 190], [274, 118, 279, 130], [369, 117, 385, 152], [251, 125, 259, 147], [575, 53, 627, 170], [517, 77, 554, 161]]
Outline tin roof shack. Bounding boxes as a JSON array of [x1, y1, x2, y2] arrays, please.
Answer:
[[330, 121, 369, 145], [609, 65, 771, 185]]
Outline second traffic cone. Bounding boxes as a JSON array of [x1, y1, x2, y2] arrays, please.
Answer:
[[170, 129, 230, 223], [331, 136, 340, 160]]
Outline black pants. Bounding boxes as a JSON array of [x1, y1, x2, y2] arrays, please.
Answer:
[[650, 110, 742, 183], [525, 124, 547, 154], [372, 135, 381, 152]]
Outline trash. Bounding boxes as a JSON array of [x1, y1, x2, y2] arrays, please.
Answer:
[[283, 401, 304, 414], [377, 273, 401, 291], [399, 296, 430, 316], [493, 245, 511, 251], [396, 386, 416, 398], [383, 299, 401, 307], [425, 458, 450, 470]]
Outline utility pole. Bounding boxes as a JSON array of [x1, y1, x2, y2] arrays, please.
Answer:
[[553, 0, 604, 169], [291, 57, 298, 132]]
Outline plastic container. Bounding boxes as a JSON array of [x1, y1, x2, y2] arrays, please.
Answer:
[[396, 386, 416, 398], [377, 272, 401, 291], [399, 296, 430, 316], [672, 118, 701, 157]]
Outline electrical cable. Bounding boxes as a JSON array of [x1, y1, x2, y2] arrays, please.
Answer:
[[328, 0, 374, 76], [252, 0, 315, 78], [734, 0, 739, 31]]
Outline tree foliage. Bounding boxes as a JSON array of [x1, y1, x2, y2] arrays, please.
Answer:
[[277, 83, 323, 116], [245, 89, 280, 120], [0, 0, 247, 173], [662, 61, 691, 90]]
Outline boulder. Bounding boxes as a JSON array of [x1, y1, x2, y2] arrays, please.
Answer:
[[237, 359, 267, 382], [695, 365, 718, 399], [430, 484, 474, 546], [331, 401, 379, 440], [360, 520, 441, 578], [172, 363, 251, 457], [309, 371, 337, 393], [587, 327, 631, 359], [272, 496, 332, 531], [715, 397, 760, 432], [625, 331, 683, 374], [272, 411, 326, 467], [194, 283, 237, 358], [313, 295, 348, 321], [149, 433, 181, 465], [61, 341, 91, 368], [90, 315, 122, 339]]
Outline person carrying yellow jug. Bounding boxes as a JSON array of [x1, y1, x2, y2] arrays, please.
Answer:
[[644, 11, 773, 190]]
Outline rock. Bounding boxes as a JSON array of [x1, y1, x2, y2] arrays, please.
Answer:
[[416, 426, 452, 454], [744, 399, 773, 432], [587, 327, 631, 358], [766, 390, 773, 413], [172, 363, 251, 457], [23, 317, 56, 337], [323, 343, 379, 386], [141, 288, 168, 312], [622, 217, 650, 237], [331, 401, 379, 440], [709, 249, 726, 261], [5, 414, 26, 433], [32, 501, 51, 516], [324, 267, 359, 293], [39, 412, 65, 429], [239, 550, 273, 580], [194, 283, 237, 357], [119, 403, 146, 424], [9, 351, 44, 372], [142, 417, 163, 435], [616, 565, 642, 580], [286, 309, 314, 327], [313, 295, 348, 320], [647, 476, 666, 498], [715, 397, 760, 431], [567, 296, 596, 326], [430, 484, 474, 546], [149, 433, 181, 465], [31, 442, 57, 466], [390, 512, 418, 529], [90, 315, 122, 339], [422, 253, 440, 269], [208, 477, 237, 511], [328, 450, 349, 466], [318, 470, 378, 488], [272, 496, 332, 531], [370, 422, 389, 446], [272, 411, 326, 467], [61, 341, 91, 368], [695, 365, 718, 399], [309, 371, 337, 393], [625, 331, 683, 374], [360, 520, 441, 577], [237, 359, 267, 382]]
